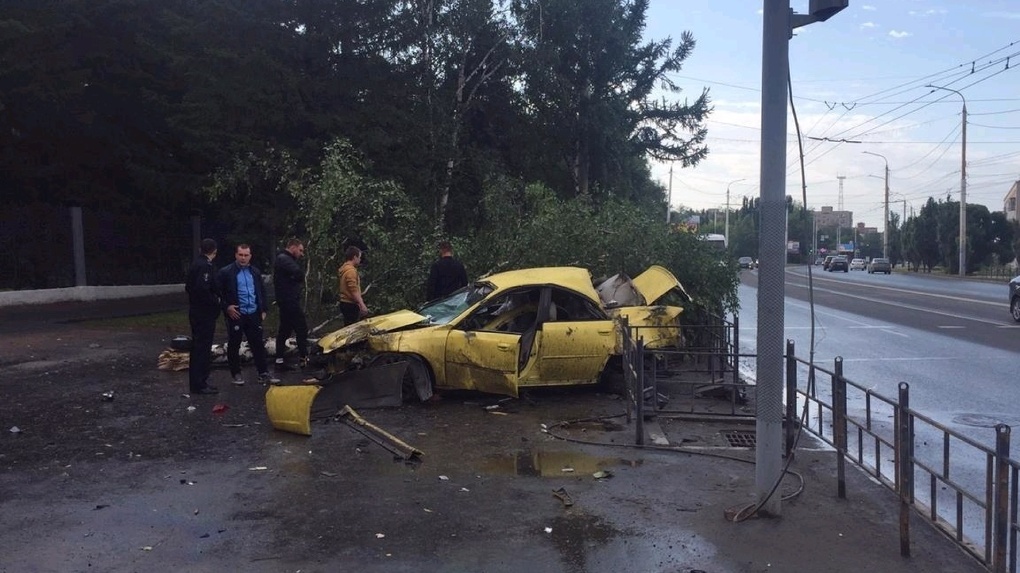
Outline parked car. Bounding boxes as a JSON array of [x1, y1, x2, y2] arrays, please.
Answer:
[[849, 258, 866, 271], [1010, 275, 1020, 322], [822, 255, 834, 270], [738, 256, 755, 269], [814, 257, 824, 266], [868, 258, 891, 274], [310, 265, 690, 399], [827, 255, 849, 272]]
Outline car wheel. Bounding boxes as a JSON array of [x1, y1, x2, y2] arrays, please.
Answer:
[[1011, 298, 1020, 322], [599, 356, 626, 394], [843, 268, 848, 273], [373, 353, 434, 401]]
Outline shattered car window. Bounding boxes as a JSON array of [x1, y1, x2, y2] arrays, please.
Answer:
[[460, 288, 540, 333], [418, 284, 493, 325]]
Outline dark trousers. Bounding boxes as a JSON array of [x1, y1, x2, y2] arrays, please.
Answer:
[[276, 301, 309, 359], [188, 312, 217, 392], [339, 301, 360, 327], [226, 312, 269, 375]]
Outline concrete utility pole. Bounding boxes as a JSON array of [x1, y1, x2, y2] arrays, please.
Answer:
[[758, 0, 847, 517], [928, 84, 967, 275], [863, 151, 890, 258], [725, 178, 745, 243]]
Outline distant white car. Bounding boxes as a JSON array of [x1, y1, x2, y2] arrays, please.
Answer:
[[849, 258, 866, 271]]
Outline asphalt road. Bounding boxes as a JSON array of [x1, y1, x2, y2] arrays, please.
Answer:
[[737, 265, 1020, 553]]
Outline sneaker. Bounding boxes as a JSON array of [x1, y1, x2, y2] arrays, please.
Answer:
[[258, 372, 281, 385], [231, 374, 246, 386]]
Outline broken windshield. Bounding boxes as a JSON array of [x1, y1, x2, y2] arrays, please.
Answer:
[[417, 283, 493, 325]]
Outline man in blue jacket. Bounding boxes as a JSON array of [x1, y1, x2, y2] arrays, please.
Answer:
[[216, 244, 278, 385]]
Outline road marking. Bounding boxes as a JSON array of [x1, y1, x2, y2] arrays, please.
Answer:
[[937, 325, 966, 329], [785, 282, 1011, 327], [839, 356, 958, 362], [997, 325, 1020, 329], [786, 269, 1008, 308]]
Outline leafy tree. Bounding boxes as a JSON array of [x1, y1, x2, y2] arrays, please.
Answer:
[[510, 0, 710, 199]]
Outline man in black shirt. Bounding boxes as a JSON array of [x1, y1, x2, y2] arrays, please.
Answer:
[[185, 238, 220, 395], [425, 240, 468, 301], [273, 238, 309, 369]]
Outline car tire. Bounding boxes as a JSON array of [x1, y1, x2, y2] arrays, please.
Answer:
[[843, 269, 848, 273], [1011, 298, 1020, 322], [373, 353, 434, 401]]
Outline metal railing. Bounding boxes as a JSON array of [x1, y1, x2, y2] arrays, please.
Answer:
[[620, 317, 1020, 572]]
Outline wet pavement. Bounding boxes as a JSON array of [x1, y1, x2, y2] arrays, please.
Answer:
[[0, 296, 988, 572]]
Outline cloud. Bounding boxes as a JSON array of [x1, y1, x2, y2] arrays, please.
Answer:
[[861, 4, 876, 10], [860, 22, 877, 30], [908, 8, 948, 17], [982, 11, 1020, 19], [888, 30, 912, 38]]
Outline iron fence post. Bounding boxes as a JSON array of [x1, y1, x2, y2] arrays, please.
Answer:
[[897, 382, 912, 558], [785, 339, 796, 457], [833, 357, 847, 499], [635, 337, 645, 446], [732, 313, 740, 389], [994, 424, 1011, 573]]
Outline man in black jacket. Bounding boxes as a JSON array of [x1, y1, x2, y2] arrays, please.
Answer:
[[273, 238, 308, 369], [216, 244, 278, 385], [426, 240, 468, 301], [185, 238, 220, 395]]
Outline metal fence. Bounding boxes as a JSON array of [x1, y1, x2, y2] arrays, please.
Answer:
[[621, 312, 1018, 572]]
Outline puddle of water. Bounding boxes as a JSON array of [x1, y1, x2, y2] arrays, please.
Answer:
[[479, 449, 642, 477]]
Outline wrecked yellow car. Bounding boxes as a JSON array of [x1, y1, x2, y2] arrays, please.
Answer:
[[312, 265, 688, 400]]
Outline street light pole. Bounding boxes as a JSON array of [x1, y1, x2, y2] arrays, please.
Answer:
[[725, 178, 745, 243], [927, 84, 967, 275], [862, 151, 890, 258], [758, 0, 846, 517]]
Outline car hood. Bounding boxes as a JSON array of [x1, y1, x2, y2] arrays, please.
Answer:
[[318, 309, 431, 352]]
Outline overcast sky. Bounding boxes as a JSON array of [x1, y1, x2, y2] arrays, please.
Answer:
[[644, 1, 1020, 231]]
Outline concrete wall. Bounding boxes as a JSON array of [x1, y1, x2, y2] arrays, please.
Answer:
[[0, 284, 184, 307]]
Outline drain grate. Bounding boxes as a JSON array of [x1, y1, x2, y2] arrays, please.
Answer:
[[722, 430, 756, 448]]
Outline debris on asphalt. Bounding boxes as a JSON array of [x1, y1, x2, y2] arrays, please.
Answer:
[[335, 406, 424, 460], [94, 504, 109, 510], [141, 546, 153, 551], [222, 423, 246, 428], [199, 533, 209, 539], [180, 479, 195, 485], [88, 343, 101, 349], [101, 391, 115, 401], [186, 406, 197, 412], [552, 487, 574, 507], [484, 404, 500, 411], [375, 533, 385, 539], [544, 527, 553, 534], [561, 467, 574, 473], [248, 466, 268, 471], [9, 426, 22, 435], [211, 404, 228, 414], [460, 487, 470, 492], [320, 471, 337, 477], [438, 475, 449, 481], [489, 411, 508, 416], [592, 470, 613, 480]]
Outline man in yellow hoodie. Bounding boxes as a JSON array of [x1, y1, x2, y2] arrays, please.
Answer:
[[338, 246, 369, 326]]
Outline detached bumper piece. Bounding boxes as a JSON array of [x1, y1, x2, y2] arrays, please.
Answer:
[[264, 361, 409, 436]]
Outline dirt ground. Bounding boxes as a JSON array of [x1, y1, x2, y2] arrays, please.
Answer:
[[0, 296, 988, 573]]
